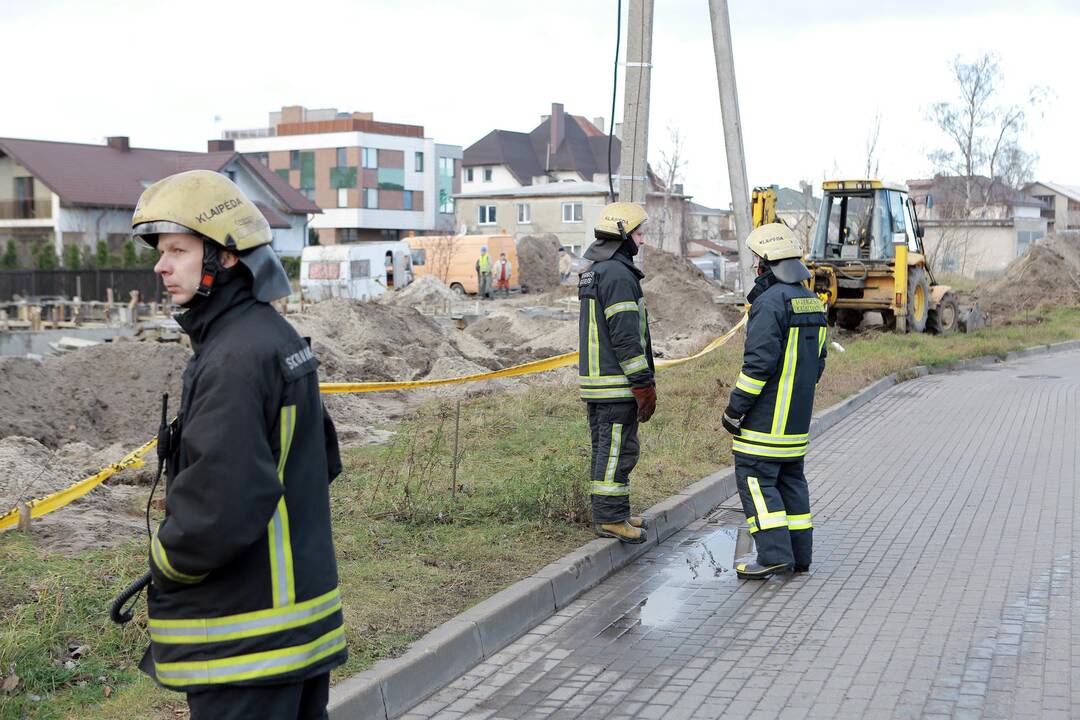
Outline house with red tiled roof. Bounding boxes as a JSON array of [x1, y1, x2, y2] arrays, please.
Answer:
[[456, 103, 688, 255], [0, 136, 320, 266]]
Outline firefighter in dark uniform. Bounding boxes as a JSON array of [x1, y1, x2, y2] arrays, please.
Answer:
[[132, 170, 347, 719], [722, 223, 827, 579], [577, 203, 656, 544]]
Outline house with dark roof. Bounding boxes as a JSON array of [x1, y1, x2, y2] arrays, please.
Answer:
[[456, 103, 688, 255], [907, 175, 1048, 277], [0, 135, 319, 266]]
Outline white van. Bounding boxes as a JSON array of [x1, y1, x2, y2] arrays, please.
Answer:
[[300, 242, 412, 301]]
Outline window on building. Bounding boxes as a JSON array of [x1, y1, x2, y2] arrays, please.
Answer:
[[362, 148, 378, 169], [290, 150, 300, 170], [411, 248, 426, 266], [562, 201, 583, 223], [440, 190, 454, 214], [337, 147, 347, 167], [14, 177, 35, 218], [350, 259, 371, 278], [338, 188, 348, 208], [403, 190, 413, 211], [483, 167, 493, 182], [302, 188, 316, 202], [465, 167, 474, 183], [1016, 229, 1044, 257], [365, 188, 379, 209], [517, 203, 531, 224], [415, 152, 424, 172], [438, 157, 455, 176], [275, 168, 290, 182], [478, 205, 497, 225], [250, 153, 268, 166], [381, 229, 401, 242]]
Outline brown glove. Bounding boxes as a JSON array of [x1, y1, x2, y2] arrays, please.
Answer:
[[632, 384, 657, 423]]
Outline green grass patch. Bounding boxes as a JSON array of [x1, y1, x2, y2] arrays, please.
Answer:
[[3, 305, 1080, 718]]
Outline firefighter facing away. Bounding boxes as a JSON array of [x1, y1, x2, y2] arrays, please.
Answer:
[[723, 223, 827, 579], [577, 202, 656, 543], [132, 170, 346, 719]]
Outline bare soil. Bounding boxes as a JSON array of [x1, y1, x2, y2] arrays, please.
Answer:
[[973, 232, 1080, 323]]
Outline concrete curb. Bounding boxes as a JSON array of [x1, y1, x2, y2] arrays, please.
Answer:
[[328, 339, 1080, 719]]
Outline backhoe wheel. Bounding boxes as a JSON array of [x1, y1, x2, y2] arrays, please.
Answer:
[[928, 292, 959, 336], [836, 309, 863, 331], [906, 267, 930, 333]]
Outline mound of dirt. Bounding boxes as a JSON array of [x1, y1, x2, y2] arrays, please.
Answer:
[[379, 275, 458, 308], [466, 307, 578, 362], [0, 436, 145, 554], [975, 232, 1080, 322], [517, 234, 561, 293], [0, 342, 188, 449], [639, 247, 742, 357]]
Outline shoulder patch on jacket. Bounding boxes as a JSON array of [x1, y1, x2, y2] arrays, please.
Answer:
[[790, 297, 824, 314], [279, 344, 319, 382], [578, 271, 595, 287]]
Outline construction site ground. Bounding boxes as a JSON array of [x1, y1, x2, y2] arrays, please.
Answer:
[[2, 240, 1080, 717], [4, 302, 1080, 719]]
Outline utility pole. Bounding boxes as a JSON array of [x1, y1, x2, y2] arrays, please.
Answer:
[[708, 0, 755, 293], [617, 0, 654, 206]]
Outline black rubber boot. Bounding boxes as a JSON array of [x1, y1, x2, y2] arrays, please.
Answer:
[[735, 560, 791, 579]]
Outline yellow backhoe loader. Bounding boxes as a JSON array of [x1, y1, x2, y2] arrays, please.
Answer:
[[751, 181, 981, 334]]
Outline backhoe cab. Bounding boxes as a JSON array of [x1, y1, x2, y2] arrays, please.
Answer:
[[807, 180, 979, 333]]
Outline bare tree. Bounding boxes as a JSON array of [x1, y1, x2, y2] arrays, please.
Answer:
[[425, 216, 461, 284], [863, 111, 882, 180], [651, 125, 689, 255], [927, 52, 1043, 209]]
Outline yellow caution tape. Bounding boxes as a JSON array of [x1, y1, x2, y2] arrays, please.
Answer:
[[0, 437, 156, 532], [1, 313, 748, 530]]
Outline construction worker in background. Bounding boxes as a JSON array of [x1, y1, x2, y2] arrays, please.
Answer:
[[722, 223, 827, 579], [558, 246, 573, 283], [476, 246, 493, 299], [577, 203, 656, 544], [132, 170, 346, 719], [493, 251, 513, 297]]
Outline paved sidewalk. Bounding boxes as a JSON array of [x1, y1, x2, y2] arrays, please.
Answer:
[[404, 351, 1080, 719]]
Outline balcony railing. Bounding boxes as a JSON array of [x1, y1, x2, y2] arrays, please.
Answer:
[[223, 127, 277, 140], [0, 200, 52, 220]]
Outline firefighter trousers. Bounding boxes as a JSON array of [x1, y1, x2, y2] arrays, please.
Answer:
[[587, 401, 640, 524], [734, 455, 812, 569], [186, 672, 330, 720]]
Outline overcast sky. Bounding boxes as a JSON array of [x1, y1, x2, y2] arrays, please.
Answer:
[[2, 0, 1078, 208]]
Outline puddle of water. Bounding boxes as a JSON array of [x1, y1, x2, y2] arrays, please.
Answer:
[[665, 527, 742, 583], [639, 585, 687, 626], [1017, 374, 1062, 380]]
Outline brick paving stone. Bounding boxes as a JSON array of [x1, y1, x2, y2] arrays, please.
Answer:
[[408, 353, 1080, 719]]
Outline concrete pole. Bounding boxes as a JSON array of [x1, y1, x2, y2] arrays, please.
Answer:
[[708, 0, 755, 293], [617, 0, 654, 206]]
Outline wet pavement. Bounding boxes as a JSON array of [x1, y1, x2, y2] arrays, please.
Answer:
[[404, 351, 1080, 719]]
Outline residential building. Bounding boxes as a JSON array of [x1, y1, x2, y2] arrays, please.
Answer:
[[776, 183, 821, 250], [456, 103, 689, 255], [0, 135, 317, 265], [907, 175, 1048, 278], [686, 202, 734, 249], [227, 106, 461, 245], [1023, 181, 1080, 234]]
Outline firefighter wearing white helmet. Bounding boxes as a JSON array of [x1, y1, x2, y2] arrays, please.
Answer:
[[722, 222, 827, 579], [128, 170, 347, 717], [577, 202, 655, 544]]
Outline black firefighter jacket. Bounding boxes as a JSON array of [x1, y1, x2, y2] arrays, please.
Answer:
[[728, 270, 828, 460], [577, 249, 655, 402], [146, 275, 346, 692]]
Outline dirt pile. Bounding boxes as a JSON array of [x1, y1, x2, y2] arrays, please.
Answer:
[[516, 234, 561, 293], [379, 275, 458, 308], [639, 247, 742, 357], [466, 307, 578, 361], [0, 342, 188, 449], [0, 436, 145, 554], [975, 232, 1080, 322]]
